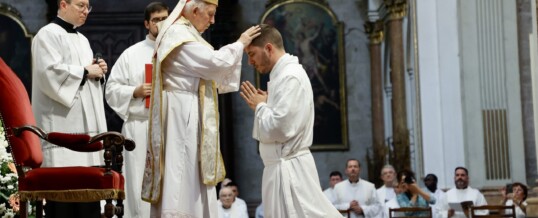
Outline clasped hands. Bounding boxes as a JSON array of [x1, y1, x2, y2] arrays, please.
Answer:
[[85, 58, 108, 80], [240, 81, 267, 110], [349, 200, 363, 215]]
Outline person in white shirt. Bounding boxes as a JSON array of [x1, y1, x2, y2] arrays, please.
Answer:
[[104, 2, 168, 218], [324, 171, 343, 205], [423, 173, 445, 216], [334, 159, 383, 218], [383, 180, 401, 218], [224, 181, 248, 215], [218, 187, 249, 218], [500, 182, 527, 218], [377, 165, 397, 205], [437, 167, 488, 218], [240, 24, 342, 218]]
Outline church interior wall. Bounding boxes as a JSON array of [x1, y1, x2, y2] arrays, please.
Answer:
[[4, 0, 537, 212]]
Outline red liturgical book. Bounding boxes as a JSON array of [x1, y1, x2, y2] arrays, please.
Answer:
[[145, 64, 152, 108]]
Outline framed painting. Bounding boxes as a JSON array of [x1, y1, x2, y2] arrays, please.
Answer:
[[258, 0, 348, 150]]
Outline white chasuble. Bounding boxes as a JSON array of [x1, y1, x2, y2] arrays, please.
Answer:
[[105, 35, 154, 218], [142, 15, 242, 218], [253, 54, 342, 218], [31, 21, 106, 168]]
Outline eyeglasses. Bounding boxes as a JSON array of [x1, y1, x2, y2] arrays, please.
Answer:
[[71, 2, 92, 13], [150, 16, 168, 24]]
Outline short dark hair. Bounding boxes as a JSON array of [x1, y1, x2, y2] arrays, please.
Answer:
[[424, 173, 438, 182], [454, 166, 468, 176], [397, 170, 416, 184], [512, 182, 528, 201], [329, 171, 342, 178], [346, 159, 360, 168], [250, 24, 284, 50], [144, 2, 169, 21]]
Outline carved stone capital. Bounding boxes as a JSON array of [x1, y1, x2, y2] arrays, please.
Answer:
[[364, 20, 384, 44], [384, 0, 407, 20]]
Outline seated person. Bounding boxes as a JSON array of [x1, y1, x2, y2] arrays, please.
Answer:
[[384, 180, 401, 218], [437, 167, 487, 218], [224, 181, 248, 212], [377, 165, 397, 205], [395, 170, 435, 217], [500, 182, 527, 218], [324, 170, 343, 205], [218, 187, 249, 218]]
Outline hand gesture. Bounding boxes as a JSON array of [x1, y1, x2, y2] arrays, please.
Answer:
[[240, 81, 267, 110], [350, 200, 363, 215], [96, 58, 108, 75], [133, 83, 152, 98], [85, 64, 104, 80], [237, 25, 261, 47]]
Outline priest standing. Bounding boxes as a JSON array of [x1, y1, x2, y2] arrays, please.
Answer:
[[31, 0, 107, 217], [141, 0, 261, 217], [104, 2, 168, 218], [240, 24, 343, 218]]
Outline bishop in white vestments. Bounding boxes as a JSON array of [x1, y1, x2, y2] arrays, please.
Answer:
[[141, 0, 261, 217], [104, 3, 169, 218]]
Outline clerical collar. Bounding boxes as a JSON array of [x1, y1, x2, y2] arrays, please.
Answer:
[[52, 16, 78, 33], [349, 178, 360, 184]]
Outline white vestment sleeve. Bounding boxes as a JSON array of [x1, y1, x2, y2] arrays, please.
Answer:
[[333, 186, 350, 210], [254, 77, 307, 143], [361, 187, 383, 218], [436, 193, 449, 218], [32, 29, 86, 107], [172, 41, 244, 93], [105, 52, 137, 120]]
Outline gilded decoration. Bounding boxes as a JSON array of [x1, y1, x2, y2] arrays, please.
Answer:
[[364, 20, 384, 45], [384, 0, 407, 20]]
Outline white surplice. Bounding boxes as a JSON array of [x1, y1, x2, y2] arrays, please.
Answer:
[[142, 18, 242, 218], [324, 187, 338, 205], [31, 18, 106, 168], [253, 54, 342, 218], [333, 179, 383, 218], [436, 186, 488, 218], [427, 188, 445, 218], [376, 185, 396, 205], [217, 200, 249, 218], [104, 35, 154, 218]]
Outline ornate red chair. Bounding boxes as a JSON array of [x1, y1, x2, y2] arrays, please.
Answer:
[[0, 57, 135, 218]]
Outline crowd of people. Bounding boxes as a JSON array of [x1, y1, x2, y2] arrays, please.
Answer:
[[29, 0, 530, 217], [316, 164, 527, 218]]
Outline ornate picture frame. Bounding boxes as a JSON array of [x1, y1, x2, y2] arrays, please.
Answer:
[[0, 3, 33, 96], [258, 0, 348, 150]]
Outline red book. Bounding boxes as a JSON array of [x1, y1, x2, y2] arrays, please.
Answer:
[[145, 64, 152, 108]]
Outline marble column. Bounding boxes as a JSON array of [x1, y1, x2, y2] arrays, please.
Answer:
[[365, 20, 386, 185], [385, 0, 410, 171]]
